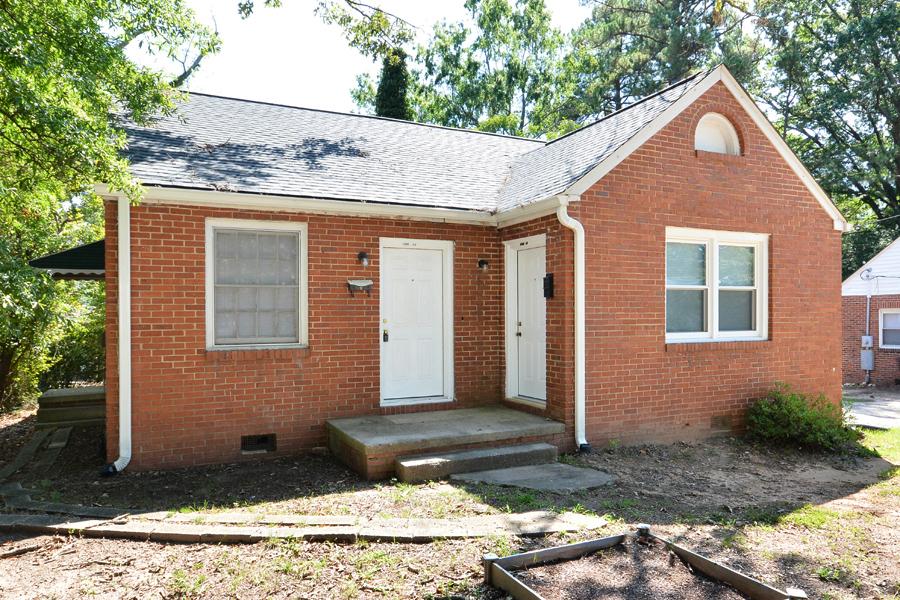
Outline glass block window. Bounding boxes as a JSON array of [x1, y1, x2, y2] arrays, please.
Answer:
[[207, 221, 306, 347]]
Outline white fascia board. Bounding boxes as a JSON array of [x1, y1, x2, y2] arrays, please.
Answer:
[[95, 184, 578, 229], [562, 65, 849, 232], [563, 69, 721, 197], [95, 184, 497, 226], [495, 196, 572, 228], [717, 67, 848, 232]]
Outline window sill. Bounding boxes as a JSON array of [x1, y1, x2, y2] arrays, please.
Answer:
[[205, 344, 310, 362], [694, 149, 744, 163], [666, 339, 770, 353], [207, 343, 308, 352]]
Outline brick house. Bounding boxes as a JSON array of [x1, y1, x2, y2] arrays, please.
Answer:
[[37, 65, 847, 478], [842, 237, 900, 386]]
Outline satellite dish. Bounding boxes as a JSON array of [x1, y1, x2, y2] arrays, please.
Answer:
[[861, 268, 874, 281]]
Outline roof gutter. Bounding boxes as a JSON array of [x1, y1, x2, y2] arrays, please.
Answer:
[[555, 195, 589, 451], [104, 199, 132, 475]]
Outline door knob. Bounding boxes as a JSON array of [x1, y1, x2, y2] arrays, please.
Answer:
[[383, 330, 389, 342]]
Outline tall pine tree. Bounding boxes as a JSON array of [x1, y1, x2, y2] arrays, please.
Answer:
[[374, 50, 412, 120]]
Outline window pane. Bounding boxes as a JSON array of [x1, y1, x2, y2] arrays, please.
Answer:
[[719, 290, 755, 331], [883, 329, 900, 346], [884, 313, 900, 329], [666, 289, 707, 333], [666, 243, 706, 285], [213, 227, 301, 344], [719, 245, 754, 286]]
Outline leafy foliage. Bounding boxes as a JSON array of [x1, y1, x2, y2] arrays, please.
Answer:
[[0, 0, 220, 204], [543, 0, 761, 133], [746, 383, 862, 452], [356, 0, 564, 136], [374, 50, 412, 120], [0, 194, 103, 411], [39, 282, 106, 390], [756, 0, 900, 275]]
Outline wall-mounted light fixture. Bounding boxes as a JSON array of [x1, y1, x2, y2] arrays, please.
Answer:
[[478, 259, 489, 271], [357, 251, 369, 267]]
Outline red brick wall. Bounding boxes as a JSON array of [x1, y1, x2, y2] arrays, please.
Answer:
[[577, 81, 843, 446], [105, 203, 507, 469], [842, 295, 900, 385]]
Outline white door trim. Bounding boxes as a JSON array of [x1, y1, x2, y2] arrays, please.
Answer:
[[504, 234, 546, 405], [379, 237, 455, 406]]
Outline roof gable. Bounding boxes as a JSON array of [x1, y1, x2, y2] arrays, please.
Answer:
[[843, 236, 900, 296]]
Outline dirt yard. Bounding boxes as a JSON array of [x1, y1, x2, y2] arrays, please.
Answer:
[[516, 537, 746, 600], [1, 407, 898, 599]]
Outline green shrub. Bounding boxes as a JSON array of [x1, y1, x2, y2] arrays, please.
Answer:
[[747, 383, 862, 452]]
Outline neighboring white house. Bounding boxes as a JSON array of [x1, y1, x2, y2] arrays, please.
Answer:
[[842, 237, 900, 385]]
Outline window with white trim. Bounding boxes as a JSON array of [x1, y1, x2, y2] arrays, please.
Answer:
[[695, 113, 741, 155], [879, 309, 900, 349], [206, 219, 308, 348], [665, 228, 767, 343]]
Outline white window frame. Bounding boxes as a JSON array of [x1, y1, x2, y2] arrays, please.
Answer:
[[695, 112, 741, 156], [205, 218, 309, 350], [665, 227, 768, 344], [878, 308, 900, 349]]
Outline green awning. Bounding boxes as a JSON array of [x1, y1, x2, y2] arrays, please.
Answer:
[[29, 239, 105, 280]]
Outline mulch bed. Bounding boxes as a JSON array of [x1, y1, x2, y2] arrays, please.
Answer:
[[516, 538, 747, 600]]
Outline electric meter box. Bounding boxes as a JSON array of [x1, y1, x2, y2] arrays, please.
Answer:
[[861, 348, 875, 371]]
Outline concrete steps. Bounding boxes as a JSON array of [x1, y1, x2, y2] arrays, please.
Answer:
[[327, 406, 566, 480], [395, 442, 558, 483], [36, 386, 105, 429]]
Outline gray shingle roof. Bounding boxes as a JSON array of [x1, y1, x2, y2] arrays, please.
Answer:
[[497, 70, 707, 211], [124, 71, 708, 214]]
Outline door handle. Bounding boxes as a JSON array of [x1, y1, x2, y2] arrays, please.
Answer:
[[383, 330, 389, 342]]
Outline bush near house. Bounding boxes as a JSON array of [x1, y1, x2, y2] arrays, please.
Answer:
[[747, 383, 862, 452]]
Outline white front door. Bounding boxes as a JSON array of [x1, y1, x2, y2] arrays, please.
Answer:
[[505, 235, 547, 403], [380, 239, 453, 405]]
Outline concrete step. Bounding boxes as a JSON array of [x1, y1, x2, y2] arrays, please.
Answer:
[[395, 442, 558, 483], [36, 405, 105, 427]]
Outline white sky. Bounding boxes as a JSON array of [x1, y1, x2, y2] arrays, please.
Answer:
[[171, 0, 592, 113]]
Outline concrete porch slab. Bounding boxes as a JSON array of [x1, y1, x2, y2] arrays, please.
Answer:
[[451, 463, 615, 492], [328, 406, 564, 455], [327, 405, 565, 480]]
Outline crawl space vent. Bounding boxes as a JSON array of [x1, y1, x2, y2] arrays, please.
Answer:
[[241, 433, 276, 453]]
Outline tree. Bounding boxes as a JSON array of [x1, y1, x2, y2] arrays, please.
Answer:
[[241, 0, 413, 58], [0, 194, 103, 410], [0, 0, 413, 411], [538, 0, 761, 135], [353, 0, 563, 136], [0, 1, 220, 205], [755, 0, 900, 276], [375, 50, 412, 120]]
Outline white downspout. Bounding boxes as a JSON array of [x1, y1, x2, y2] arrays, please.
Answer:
[[106, 199, 132, 474], [556, 197, 589, 451]]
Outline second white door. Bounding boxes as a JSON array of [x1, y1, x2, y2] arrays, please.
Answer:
[[515, 244, 547, 401]]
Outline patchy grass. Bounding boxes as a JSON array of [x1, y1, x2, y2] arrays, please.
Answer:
[[778, 504, 846, 529], [862, 427, 900, 463]]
